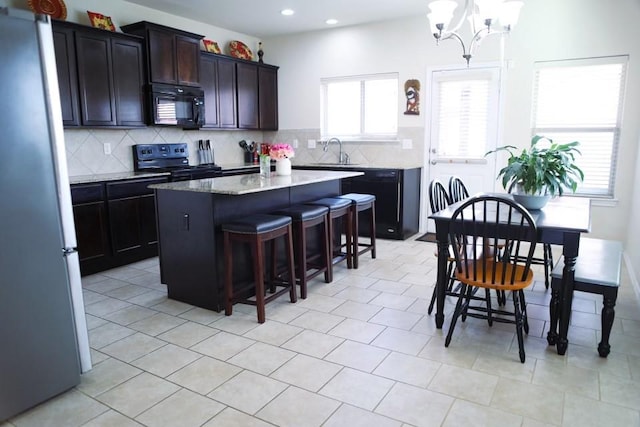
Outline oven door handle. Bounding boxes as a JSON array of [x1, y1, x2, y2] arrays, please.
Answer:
[[193, 97, 204, 126]]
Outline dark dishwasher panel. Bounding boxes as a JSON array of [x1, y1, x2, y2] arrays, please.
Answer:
[[342, 168, 421, 240]]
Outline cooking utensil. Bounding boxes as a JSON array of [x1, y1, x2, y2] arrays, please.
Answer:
[[205, 140, 214, 164], [198, 140, 206, 164], [249, 142, 256, 152], [239, 140, 249, 152]]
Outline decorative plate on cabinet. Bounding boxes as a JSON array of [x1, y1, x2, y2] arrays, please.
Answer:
[[202, 39, 221, 54], [28, 0, 67, 20], [228, 40, 253, 60], [87, 11, 116, 31]]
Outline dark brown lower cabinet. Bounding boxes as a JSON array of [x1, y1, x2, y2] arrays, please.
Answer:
[[108, 194, 159, 255], [71, 176, 167, 275], [71, 183, 110, 274]]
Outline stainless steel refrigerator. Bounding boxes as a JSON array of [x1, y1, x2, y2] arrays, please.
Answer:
[[0, 7, 91, 421]]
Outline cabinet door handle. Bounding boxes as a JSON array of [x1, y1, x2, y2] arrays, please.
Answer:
[[182, 213, 189, 231], [396, 182, 401, 223]]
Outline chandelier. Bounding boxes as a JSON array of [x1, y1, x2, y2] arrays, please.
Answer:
[[427, 0, 523, 65]]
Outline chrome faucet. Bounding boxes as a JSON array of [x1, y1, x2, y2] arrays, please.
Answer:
[[322, 137, 349, 164]]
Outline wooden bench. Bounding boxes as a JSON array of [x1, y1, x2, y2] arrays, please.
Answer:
[[548, 238, 623, 357]]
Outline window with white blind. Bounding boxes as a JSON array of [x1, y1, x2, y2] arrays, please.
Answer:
[[430, 67, 501, 160], [321, 73, 398, 140], [532, 56, 628, 198]]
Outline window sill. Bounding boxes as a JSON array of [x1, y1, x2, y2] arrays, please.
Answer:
[[590, 198, 619, 207], [566, 194, 618, 207]]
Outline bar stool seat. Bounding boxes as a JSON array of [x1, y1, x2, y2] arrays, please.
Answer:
[[338, 193, 376, 269], [306, 197, 353, 282], [274, 205, 331, 298], [222, 214, 297, 323]]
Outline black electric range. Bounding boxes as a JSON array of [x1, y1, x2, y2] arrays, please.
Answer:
[[133, 143, 222, 181]]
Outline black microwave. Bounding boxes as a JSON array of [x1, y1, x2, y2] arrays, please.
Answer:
[[150, 84, 205, 129]]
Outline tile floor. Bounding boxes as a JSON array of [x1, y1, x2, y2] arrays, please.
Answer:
[[4, 237, 640, 427]]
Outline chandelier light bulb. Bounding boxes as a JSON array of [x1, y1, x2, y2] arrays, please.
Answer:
[[428, 0, 458, 30], [475, 0, 505, 22], [498, 1, 524, 28]]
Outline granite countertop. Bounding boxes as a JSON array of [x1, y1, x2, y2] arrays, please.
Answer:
[[149, 169, 363, 195], [69, 164, 257, 185], [69, 171, 170, 184], [293, 162, 422, 170]]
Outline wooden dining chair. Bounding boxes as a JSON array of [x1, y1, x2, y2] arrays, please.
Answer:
[[449, 175, 510, 305], [448, 175, 470, 203], [428, 179, 497, 315], [445, 195, 538, 363], [427, 180, 455, 314]]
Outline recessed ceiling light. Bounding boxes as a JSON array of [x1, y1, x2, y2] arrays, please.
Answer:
[[281, 9, 294, 16], [325, 18, 338, 25]]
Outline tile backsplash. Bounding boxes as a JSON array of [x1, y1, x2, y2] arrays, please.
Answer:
[[64, 128, 264, 176], [264, 127, 425, 167], [64, 126, 425, 176]]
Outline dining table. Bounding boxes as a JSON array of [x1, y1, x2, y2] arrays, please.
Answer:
[[429, 193, 591, 355]]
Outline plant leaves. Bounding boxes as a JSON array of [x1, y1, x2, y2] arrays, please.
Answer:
[[486, 134, 584, 195]]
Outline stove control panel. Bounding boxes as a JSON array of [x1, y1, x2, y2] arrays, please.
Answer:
[[134, 143, 189, 160], [133, 143, 190, 170]]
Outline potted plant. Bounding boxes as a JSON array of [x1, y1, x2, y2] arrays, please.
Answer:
[[485, 135, 584, 209]]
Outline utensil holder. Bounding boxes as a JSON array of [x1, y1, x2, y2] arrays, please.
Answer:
[[244, 151, 254, 163]]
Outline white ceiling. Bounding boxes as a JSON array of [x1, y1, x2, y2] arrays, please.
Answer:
[[124, 0, 429, 38]]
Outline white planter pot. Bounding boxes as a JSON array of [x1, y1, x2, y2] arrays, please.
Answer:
[[275, 158, 292, 176], [512, 184, 550, 210]]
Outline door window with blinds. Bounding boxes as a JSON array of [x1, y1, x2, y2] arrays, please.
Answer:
[[430, 67, 501, 162], [321, 73, 398, 140], [532, 56, 627, 198]]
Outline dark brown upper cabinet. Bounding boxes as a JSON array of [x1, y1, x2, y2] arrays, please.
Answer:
[[53, 21, 146, 128], [258, 65, 278, 130], [122, 21, 203, 87], [201, 53, 236, 128], [200, 52, 278, 130], [75, 32, 116, 126], [52, 24, 80, 126], [236, 62, 259, 129]]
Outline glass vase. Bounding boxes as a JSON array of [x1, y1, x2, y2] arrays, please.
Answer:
[[259, 155, 271, 178]]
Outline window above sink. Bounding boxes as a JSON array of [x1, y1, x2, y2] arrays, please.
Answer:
[[320, 73, 398, 141]]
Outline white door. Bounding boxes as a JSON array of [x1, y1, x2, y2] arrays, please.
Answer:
[[424, 65, 503, 232]]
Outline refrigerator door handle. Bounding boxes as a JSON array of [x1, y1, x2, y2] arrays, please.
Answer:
[[62, 247, 78, 256]]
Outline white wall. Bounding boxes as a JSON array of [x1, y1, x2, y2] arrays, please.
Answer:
[[625, 133, 640, 291], [264, 0, 640, 244]]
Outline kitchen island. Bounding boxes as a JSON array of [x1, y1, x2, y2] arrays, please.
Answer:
[[150, 170, 363, 311]]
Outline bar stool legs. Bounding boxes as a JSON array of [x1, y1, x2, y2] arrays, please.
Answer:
[[274, 205, 331, 299], [339, 193, 376, 269], [307, 198, 354, 282], [223, 214, 297, 323]]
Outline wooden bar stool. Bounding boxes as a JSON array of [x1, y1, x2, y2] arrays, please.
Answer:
[[274, 205, 331, 299], [338, 193, 376, 269], [222, 214, 297, 323], [306, 197, 353, 282]]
